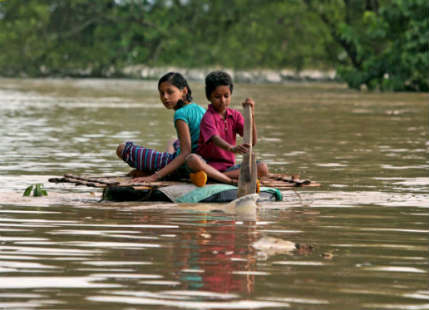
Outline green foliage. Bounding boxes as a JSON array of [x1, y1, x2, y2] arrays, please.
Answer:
[[308, 0, 428, 91], [23, 184, 48, 197], [0, 0, 427, 91], [0, 0, 336, 76]]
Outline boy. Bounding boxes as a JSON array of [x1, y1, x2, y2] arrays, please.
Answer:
[[186, 71, 268, 186]]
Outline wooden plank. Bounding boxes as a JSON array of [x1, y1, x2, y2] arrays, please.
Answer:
[[126, 181, 184, 188], [64, 174, 120, 186], [249, 151, 258, 193], [237, 104, 257, 197]]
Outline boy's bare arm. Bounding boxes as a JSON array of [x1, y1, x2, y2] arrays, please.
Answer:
[[211, 135, 249, 154]]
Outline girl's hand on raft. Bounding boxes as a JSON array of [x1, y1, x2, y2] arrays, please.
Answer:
[[133, 174, 158, 183], [231, 143, 250, 154], [127, 169, 147, 178]]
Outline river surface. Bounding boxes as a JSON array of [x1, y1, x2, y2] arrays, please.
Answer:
[[0, 78, 428, 310]]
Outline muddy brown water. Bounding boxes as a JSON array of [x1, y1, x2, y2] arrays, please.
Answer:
[[0, 78, 428, 310]]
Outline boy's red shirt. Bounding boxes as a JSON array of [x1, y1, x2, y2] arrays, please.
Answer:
[[197, 104, 244, 171]]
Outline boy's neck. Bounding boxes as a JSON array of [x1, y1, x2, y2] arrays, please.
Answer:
[[212, 105, 227, 118], [215, 110, 227, 119]]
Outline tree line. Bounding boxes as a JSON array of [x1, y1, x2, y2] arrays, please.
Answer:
[[0, 0, 427, 91]]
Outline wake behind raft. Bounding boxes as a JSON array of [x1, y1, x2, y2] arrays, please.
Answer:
[[48, 173, 320, 203]]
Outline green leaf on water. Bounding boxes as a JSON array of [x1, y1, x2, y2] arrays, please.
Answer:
[[23, 185, 34, 197], [34, 184, 43, 197], [23, 183, 48, 197], [34, 184, 40, 197]]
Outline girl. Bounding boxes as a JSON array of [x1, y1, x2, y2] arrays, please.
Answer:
[[186, 71, 269, 185], [116, 72, 206, 183]]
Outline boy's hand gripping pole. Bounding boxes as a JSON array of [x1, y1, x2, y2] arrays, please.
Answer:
[[237, 104, 257, 197]]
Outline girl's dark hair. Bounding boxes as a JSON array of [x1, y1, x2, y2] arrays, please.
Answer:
[[205, 71, 233, 100], [158, 72, 193, 104]]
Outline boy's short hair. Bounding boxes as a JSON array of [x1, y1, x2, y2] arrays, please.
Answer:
[[205, 71, 234, 100]]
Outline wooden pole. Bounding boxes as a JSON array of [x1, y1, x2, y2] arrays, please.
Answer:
[[237, 105, 257, 197], [249, 150, 257, 193]]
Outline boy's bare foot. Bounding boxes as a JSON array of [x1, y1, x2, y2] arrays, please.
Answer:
[[230, 178, 239, 186]]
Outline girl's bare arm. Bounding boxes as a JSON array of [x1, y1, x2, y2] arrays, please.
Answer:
[[156, 120, 191, 176], [133, 120, 191, 182]]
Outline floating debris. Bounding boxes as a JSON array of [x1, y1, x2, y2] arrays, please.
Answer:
[[252, 236, 314, 259], [322, 252, 334, 259]]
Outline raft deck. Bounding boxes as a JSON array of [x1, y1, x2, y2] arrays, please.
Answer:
[[49, 173, 319, 202], [49, 173, 320, 190]]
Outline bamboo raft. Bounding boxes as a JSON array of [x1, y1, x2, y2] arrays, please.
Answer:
[[49, 106, 319, 201], [48, 173, 320, 190]]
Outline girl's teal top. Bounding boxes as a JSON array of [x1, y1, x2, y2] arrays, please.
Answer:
[[173, 102, 206, 153]]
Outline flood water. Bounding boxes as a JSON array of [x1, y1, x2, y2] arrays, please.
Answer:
[[0, 78, 428, 310]]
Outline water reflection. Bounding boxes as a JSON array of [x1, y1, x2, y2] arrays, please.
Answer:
[[0, 200, 428, 309], [173, 217, 258, 294]]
